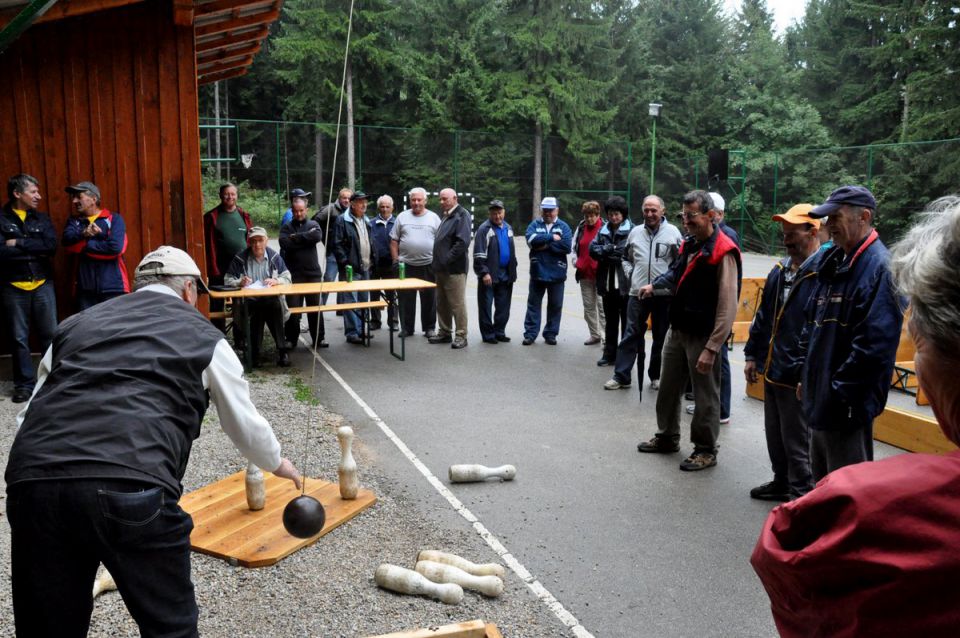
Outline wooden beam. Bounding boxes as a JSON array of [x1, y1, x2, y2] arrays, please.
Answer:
[[197, 66, 248, 85], [197, 40, 260, 63], [194, 8, 278, 38], [172, 0, 193, 26], [874, 406, 956, 454], [197, 54, 252, 75], [195, 0, 273, 17], [0, 0, 144, 29], [365, 620, 487, 638], [195, 25, 267, 52]]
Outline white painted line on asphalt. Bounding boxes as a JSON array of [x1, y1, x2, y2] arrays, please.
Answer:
[[310, 348, 596, 638]]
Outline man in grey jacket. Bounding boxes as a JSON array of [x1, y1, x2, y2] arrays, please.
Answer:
[[603, 195, 682, 392]]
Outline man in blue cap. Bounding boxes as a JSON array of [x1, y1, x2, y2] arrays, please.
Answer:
[[799, 185, 905, 479], [522, 196, 572, 345]]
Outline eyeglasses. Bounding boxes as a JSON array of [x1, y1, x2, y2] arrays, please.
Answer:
[[680, 211, 703, 221]]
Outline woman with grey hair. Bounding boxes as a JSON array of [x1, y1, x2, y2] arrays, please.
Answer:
[[750, 195, 960, 637]]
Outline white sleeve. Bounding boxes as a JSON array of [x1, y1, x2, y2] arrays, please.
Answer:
[[203, 339, 282, 472], [16, 345, 53, 429]]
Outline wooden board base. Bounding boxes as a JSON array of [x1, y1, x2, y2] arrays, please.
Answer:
[[746, 374, 764, 401], [181, 471, 376, 567], [874, 406, 957, 454], [365, 620, 501, 638]]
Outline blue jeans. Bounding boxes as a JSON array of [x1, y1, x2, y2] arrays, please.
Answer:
[[322, 254, 338, 304], [477, 279, 513, 339], [523, 279, 564, 340], [8, 479, 198, 637], [342, 269, 370, 338], [78, 290, 124, 311], [1, 282, 57, 392]]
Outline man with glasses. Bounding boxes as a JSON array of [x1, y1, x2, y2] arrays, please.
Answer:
[[636, 190, 741, 471]]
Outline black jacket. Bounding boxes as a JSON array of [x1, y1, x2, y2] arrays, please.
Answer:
[[279, 217, 324, 281], [432, 204, 472, 275], [589, 218, 634, 296], [0, 202, 57, 285], [333, 212, 377, 275], [472, 219, 518, 282]]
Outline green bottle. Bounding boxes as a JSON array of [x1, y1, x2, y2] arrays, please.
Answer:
[[398, 262, 406, 280], [345, 265, 353, 282]]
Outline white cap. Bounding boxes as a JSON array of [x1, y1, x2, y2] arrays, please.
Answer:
[[540, 196, 559, 210], [135, 246, 201, 279], [709, 192, 725, 212]]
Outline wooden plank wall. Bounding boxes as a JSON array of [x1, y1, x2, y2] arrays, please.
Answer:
[[0, 0, 204, 322]]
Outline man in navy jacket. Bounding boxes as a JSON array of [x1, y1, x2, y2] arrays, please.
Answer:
[[522, 197, 572, 345], [473, 199, 518, 343]]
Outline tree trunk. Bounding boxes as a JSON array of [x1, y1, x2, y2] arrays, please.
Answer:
[[532, 122, 542, 221], [900, 81, 910, 143], [346, 58, 356, 190]]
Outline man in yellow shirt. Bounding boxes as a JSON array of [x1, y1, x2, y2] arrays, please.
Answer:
[[0, 174, 57, 402]]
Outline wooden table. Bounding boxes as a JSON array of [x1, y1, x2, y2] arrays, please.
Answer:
[[209, 278, 437, 367]]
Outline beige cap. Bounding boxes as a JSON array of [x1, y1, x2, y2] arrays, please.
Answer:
[[135, 245, 201, 278], [247, 226, 268, 239], [772, 203, 820, 229]]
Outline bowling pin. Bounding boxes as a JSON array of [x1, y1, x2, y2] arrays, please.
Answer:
[[92, 567, 117, 598], [448, 463, 516, 483], [415, 560, 504, 598], [337, 426, 358, 499], [246, 462, 265, 511], [416, 549, 506, 578], [374, 563, 463, 605]]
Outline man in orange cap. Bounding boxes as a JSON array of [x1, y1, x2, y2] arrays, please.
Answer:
[[743, 204, 821, 501]]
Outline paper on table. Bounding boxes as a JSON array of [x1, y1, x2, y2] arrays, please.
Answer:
[[244, 280, 268, 290]]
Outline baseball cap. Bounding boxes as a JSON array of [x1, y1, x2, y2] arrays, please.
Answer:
[[772, 203, 820, 229], [810, 185, 877, 218], [350, 191, 369, 202], [489, 199, 505, 210], [290, 188, 311, 199], [135, 246, 207, 293], [65, 181, 101, 199], [709, 192, 725, 212], [247, 226, 268, 239], [540, 196, 558, 210]]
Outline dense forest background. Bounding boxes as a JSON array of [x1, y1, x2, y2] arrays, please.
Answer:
[[199, 0, 960, 251]]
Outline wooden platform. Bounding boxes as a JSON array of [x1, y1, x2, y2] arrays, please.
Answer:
[[181, 471, 376, 567], [365, 620, 502, 638], [874, 406, 957, 454]]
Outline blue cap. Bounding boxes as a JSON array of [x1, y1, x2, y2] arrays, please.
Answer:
[[540, 196, 558, 210], [810, 185, 876, 218], [290, 188, 312, 200]]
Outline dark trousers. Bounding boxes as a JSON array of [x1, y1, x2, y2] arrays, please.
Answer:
[[1, 281, 57, 392], [810, 424, 874, 481], [612, 295, 670, 386], [370, 264, 397, 327], [77, 290, 124, 311], [236, 296, 287, 363], [8, 479, 198, 638], [285, 282, 323, 348], [764, 382, 814, 497], [397, 263, 436, 335], [477, 279, 513, 339], [208, 274, 228, 333], [600, 291, 628, 361], [523, 279, 564, 340], [720, 343, 732, 420]]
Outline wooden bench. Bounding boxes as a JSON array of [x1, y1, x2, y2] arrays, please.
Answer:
[[288, 300, 387, 315], [875, 406, 957, 454]]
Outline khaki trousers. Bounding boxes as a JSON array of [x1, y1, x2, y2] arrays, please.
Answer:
[[436, 272, 468, 339], [579, 279, 605, 340]]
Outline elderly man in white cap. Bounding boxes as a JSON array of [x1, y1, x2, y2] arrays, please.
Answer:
[[5, 245, 301, 638], [522, 196, 572, 345]]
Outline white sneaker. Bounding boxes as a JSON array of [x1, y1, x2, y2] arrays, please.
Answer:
[[603, 379, 631, 390], [719, 416, 730, 424], [650, 380, 660, 390], [685, 404, 695, 415]]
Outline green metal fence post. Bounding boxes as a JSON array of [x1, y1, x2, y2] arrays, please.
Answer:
[[772, 151, 779, 213], [357, 126, 364, 191], [275, 122, 282, 222], [739, 149, 747, 241]]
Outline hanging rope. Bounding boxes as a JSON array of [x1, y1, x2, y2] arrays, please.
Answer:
[[301, 0, 356, 495]]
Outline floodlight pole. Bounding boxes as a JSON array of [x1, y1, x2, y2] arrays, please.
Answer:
[[648, 103, 662, 194]]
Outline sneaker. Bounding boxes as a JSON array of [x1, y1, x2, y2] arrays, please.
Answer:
[[428, 334, 453, 344], [685, 404, 695, 415], [649, 379, 660, 390], [750, 481, 790, 501], [603, 379, 631, 390], [637, 437, 680, 453], [679, 452, 717, 471], [346, 335, 364, 345], [719, 416, 730, 424], [583, 336, 601, 345], [425, 330, 438, 339], [522, 337, 534, 345], [451, 337, 468, 349]]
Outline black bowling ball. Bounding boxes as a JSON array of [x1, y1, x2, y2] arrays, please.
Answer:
[[282, 495, 326, 538]]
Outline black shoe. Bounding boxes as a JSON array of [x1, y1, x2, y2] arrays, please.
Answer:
[[637, 437, 680, 453], [684, 391, 695, 401], [428, 334, 453, 344], [750, 481, 790, 502], [424, 330, 438, 339], [346, 335, 364, 345], [597, 358, 611, 366], [522, 338, 534, 346], [496, 335, 511, 342], [482, 337, 498, 344], [404, 330, 415, 337], [277, 352, 291, 367], [370, 322, 382, 330], [544, 337, 557, 345], [451, 337, 468, 349], [316, 340, 330, 349], [11, 389, 31, 403]]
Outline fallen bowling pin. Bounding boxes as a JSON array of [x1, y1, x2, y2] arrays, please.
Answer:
[[415, 560, 504, 598], [337, 426, 358, 500], [374, 563, 463, 605], [245, 462, 265, 511], [416, 549, 505, 578], [92, 568, 117, 598], [448, 463, 516, 483]]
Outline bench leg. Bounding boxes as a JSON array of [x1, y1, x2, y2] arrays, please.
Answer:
[[390, 295, 405, 361]]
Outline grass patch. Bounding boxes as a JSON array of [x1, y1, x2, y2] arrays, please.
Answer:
[[286, 374, 320, 406]]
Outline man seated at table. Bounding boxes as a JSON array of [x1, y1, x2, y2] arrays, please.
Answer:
[[224, 226, 292, 367]]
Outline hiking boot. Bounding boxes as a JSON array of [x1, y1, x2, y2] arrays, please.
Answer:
[[637, 437, 680, 454], [750, 481, 790, 501], [603, 378, 631, 390], [679, 452, 717, 471]]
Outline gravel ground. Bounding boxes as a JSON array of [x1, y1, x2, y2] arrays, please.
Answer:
[[0, 366, 570, 637]]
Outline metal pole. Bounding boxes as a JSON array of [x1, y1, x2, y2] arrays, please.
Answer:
[[357, 126, 364, 191], [453, 130, 460, 191], [772, 152, 779, 213], [626, 141, 632, 207], [275, 122, 282, 221], [739, 150, 747, 240], [649, 116, 657, 194]]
